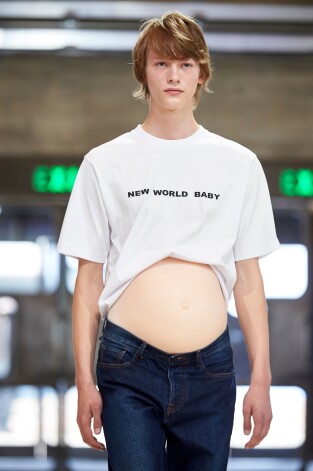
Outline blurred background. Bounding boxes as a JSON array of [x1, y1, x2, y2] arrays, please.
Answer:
[[0, 1, 312, 470]]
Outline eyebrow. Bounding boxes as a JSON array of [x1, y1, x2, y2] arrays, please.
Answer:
[[151, 56, 194, 61]]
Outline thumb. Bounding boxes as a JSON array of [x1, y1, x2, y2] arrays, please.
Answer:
[[243, 408, 252, 435], [93, 414, 102, 435]]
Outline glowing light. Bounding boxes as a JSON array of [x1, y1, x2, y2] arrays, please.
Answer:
[[32, 165, 78, 193], [229, 244, 307, 318], [231, 385, 306, 449]]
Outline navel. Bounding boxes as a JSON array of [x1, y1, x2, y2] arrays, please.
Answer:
[[181, 300, 189, 310]]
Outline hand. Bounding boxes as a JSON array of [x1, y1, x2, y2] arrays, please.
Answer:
[[76, 383, 106, 451], [242, 384, 273, 449]]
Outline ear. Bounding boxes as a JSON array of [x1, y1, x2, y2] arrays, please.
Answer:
[[198, 72, 205, 85]]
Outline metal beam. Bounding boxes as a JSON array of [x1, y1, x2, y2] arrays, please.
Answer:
[[0, 1, 312, 24], [0, 28, 312, 53]]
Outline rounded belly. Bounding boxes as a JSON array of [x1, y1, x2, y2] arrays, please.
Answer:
[[107, 257, 228, 353]]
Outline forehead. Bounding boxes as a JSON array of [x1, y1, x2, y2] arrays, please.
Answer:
[[146, 47, 194, 61]]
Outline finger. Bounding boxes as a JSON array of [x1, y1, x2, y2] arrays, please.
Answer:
[[78, 416, 106, 451], [246, 410, 272, 449], [92, 409, 103, 435], [256, 422, 270, 446], [82, 432, 106, 451], [93, 421, 102, 435], [261, 418, 271, 439], [243, 406, 252, 435], [245, 420, 264, 449], [79, 422, 106, 450]]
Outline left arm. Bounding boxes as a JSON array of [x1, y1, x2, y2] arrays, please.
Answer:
[[233, 257, 273, 449]]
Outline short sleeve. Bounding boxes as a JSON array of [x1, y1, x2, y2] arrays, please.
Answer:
[[57, 156, 111, 263], [233, 156, 281, 262]]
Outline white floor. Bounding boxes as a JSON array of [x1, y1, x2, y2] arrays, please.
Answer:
[[0, 457, 310, 471]]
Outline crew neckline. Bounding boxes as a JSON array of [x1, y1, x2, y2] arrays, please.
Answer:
[[132, 124, 207, 148]]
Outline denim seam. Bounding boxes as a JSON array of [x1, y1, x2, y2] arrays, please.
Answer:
[[200, 340, 231, 359], [102, 334, 140, 351], [97, 343, 141, 368], [97, 357, 140, 368], [198, 366, 236, 378]]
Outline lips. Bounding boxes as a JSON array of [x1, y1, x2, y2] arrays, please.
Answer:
[[164, 89, 183, 93]]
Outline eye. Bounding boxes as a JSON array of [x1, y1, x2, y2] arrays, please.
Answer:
[[182, 63, 193, 68], [155, 61, 166, 67]]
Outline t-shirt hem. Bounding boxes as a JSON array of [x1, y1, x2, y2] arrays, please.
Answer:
[[57, 244, 107, 263]]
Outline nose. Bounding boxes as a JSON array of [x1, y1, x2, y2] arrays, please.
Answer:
[[167, 64, 180, 83]]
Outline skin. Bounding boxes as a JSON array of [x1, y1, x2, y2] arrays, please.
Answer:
[[73, 259, 105, 451], [233, 258, 273, 449], [141, 47, 204, 139], [73, 46, 273, 451]]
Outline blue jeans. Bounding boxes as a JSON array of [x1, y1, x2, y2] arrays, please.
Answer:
[[96, 319, 236, 471]]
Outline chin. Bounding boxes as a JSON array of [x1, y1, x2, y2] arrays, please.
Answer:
[[164, 98, 189, 108], [163, 104, 185, 112], [153, 96, 189, 111]]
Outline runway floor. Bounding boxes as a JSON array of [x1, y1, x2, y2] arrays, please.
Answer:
[[0, 457, 312, 471]]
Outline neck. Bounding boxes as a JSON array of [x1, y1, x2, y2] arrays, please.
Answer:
[[141, 103, 199, 140]]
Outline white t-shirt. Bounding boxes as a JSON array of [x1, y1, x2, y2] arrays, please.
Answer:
[[57, 124, 281, 320]]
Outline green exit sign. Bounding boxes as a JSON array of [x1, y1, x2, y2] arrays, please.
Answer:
[[279, 168, 313, 197], [32, 165, 79, 193]]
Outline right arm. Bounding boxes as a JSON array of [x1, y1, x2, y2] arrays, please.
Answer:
[[72, 258, 106, 451]]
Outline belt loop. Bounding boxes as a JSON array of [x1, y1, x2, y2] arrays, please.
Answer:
[[138, 342, 147, 359], [98, 317, 106, 340], [196, 349, 201, 368], [102, 316, 108, 334]]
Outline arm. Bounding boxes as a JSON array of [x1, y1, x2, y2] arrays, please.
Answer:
[[233, 257, 273, 449], [72, 257, 106, 451]]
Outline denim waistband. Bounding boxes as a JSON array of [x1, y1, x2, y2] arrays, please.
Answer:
[[101, 318, 231, 365]]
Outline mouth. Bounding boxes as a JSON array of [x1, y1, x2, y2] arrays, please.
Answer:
[[164, 89, 183, 95]]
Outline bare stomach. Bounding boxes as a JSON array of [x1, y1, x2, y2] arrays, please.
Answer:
[[107, 257, 228, 354]]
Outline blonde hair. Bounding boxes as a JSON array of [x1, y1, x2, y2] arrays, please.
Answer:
[[132, 11, 214, 109]]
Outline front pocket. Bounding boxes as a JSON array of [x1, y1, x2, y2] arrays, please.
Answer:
[[199, 343, 236, 378], [97, 337, 140, 368]]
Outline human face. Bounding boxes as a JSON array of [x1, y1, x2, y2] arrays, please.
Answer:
[[145, 47, 204, 111]]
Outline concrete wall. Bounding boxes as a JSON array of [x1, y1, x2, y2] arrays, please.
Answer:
[[0, 53, 312, 162]]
